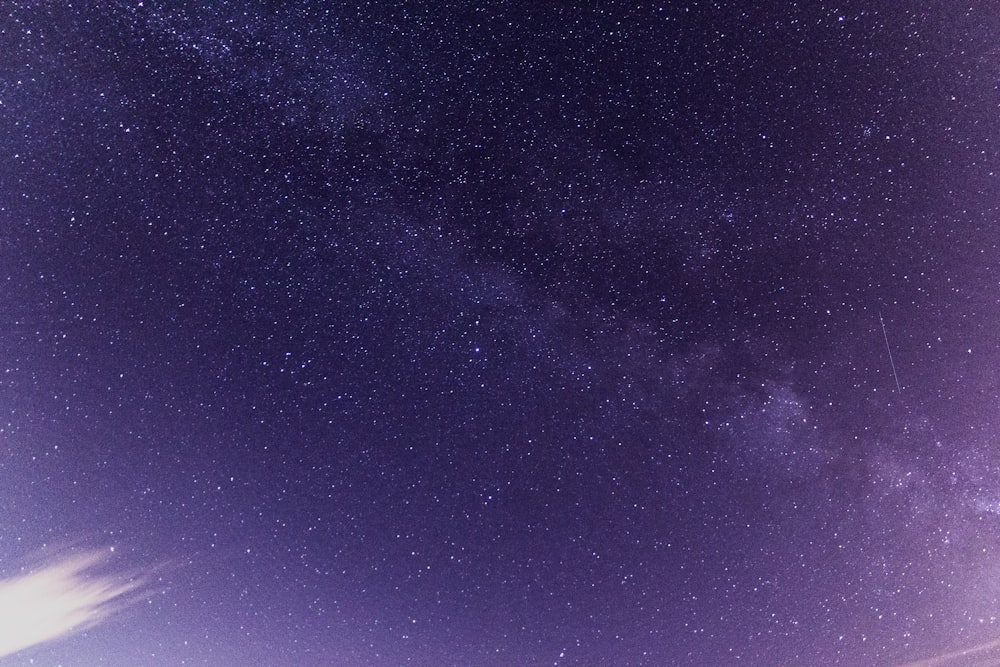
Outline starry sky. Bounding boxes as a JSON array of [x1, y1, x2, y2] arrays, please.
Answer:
[[1, 1, 999, 665]]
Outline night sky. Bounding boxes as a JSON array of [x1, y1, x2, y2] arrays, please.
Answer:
[[2, 2, 999, 665]]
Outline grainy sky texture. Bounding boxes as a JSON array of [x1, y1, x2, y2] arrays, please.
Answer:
[[1, 2, 999, 665]]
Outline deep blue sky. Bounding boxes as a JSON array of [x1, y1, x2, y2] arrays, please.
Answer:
[[2, 2, 999, 665]]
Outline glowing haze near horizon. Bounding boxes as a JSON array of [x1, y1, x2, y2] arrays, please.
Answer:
[[1, 2, 1000, 665], [0, 549, 145, 659]]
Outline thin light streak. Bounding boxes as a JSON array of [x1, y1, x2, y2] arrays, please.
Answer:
[[880, 311, 902, 394]]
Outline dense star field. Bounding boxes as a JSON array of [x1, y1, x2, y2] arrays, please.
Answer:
[[1, 2, 999, 665]]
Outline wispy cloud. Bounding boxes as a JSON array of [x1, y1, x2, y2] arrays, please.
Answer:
[[897, 637, 1000, 666], [0, 548, 146, 659]]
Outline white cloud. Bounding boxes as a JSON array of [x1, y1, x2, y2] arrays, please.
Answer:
[[0, 548, 145, 659]]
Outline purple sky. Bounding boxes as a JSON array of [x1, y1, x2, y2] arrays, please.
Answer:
[[2, 2, 1000, 665]]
